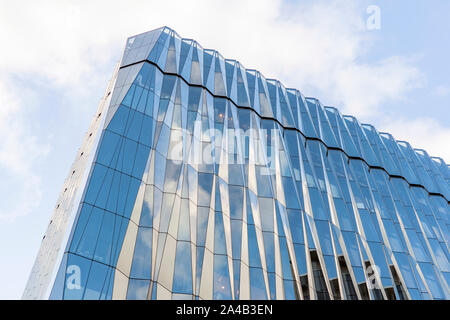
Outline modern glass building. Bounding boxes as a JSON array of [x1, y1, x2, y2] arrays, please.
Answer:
[[23, 27, 450, 300]]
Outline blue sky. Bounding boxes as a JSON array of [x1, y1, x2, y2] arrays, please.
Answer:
[[0, 0, 448, 299]]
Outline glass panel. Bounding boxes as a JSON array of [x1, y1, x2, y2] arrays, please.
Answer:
[[249, 267, 267, 299], [172, 241, 193, 294], [213, 255, 232, 299], [130, 227, 152, 279], [127, 279, 150, 300]]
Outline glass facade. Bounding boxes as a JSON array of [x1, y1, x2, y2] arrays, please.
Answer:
[[23, 27, 449, 300]]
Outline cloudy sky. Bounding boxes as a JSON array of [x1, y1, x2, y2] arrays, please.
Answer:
[[0, 0, 448, 299]]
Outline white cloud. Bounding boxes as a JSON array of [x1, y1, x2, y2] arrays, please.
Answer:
[[0, 0, 424, 100], [432, 85, 450, 97], [379, 117, 450, 163], [0, 79, 50, 221], [0, 0, 446, 222], [330, 56, 424, 118]]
